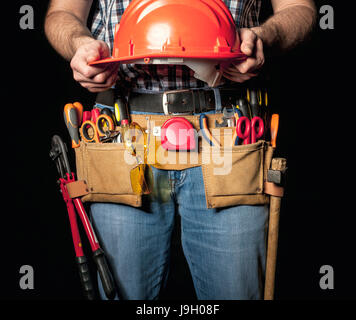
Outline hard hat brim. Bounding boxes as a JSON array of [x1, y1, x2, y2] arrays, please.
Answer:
[[89, 52, 246, 65]]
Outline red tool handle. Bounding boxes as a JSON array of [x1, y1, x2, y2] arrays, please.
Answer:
[[73, 198, 100, 252], [73, 197, 115, 299], [65, 198, 84, 257], [60, 173, 116, 299], [91, 108, 101, 124], [83, 111, 92, 123], [73, 198, 116, 299], [60, 177, 95, 299]]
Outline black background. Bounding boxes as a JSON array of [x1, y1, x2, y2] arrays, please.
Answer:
[[3, 0, 353, 305]]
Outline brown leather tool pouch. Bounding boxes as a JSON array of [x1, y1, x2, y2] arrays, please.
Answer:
[[75, 142, 142, 207], [201, 139, 274, 208]]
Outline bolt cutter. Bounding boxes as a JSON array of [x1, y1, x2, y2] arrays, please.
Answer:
[[49, 135, 116, 300]]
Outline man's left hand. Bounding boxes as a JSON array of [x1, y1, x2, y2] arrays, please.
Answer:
[[222, 28, 265, 83]]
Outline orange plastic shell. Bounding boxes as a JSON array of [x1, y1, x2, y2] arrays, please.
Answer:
[[90, 0, 245, 65]]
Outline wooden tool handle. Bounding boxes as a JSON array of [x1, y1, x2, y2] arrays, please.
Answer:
[[264, 158, 287, 300]]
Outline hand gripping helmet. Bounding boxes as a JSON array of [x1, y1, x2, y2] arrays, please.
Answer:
[[90, 0, 246, 86]]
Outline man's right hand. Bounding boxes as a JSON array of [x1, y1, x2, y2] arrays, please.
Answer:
[[70, 40, 119, 93]]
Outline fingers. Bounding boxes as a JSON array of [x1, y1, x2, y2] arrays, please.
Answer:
[[70, 40, 119, 92], [71, 40, 109, 77], [73, 63, 118, 85], [239, 28, 257, 56], [236, 38, 264, 74], [73, 63, 119, 92], [86, 40, 111, 63], [223, 28, 265, 83], [222, 67, 257, 83], [77, 67, 119, 92]]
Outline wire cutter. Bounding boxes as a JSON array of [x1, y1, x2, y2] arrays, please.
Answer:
[[199, 114, 221, 147], [231, 106, 243, 146], [50, 135, 116, 300]]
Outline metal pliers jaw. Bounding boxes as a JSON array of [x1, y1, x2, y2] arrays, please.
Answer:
[[49, 135, 72, 180]]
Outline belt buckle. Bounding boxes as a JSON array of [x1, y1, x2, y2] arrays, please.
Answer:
[[162, 89, 193, 115]]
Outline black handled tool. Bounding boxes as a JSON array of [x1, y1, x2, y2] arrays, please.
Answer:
[[114, 97, 129, 125], [236, 97, 252, 119], [101, 107, 116, 126], [248, 89, 260, 118]]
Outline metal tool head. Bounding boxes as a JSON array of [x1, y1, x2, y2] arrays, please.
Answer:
[[222, 107, 234, 118], [215, 107, 235, 127], [49, 135, 72, 179]]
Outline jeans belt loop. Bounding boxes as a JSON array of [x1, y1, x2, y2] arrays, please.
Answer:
[[211, 87, 222, 113], [162, 89, 195, 115]]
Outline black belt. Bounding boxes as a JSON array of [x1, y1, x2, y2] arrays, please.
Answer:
[[96, 87, 243, 114]]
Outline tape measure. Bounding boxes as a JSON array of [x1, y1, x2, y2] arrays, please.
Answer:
[[160, 117, 196, 151]]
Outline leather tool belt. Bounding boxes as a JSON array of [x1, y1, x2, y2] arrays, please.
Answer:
[[74, 112, 275, 209]]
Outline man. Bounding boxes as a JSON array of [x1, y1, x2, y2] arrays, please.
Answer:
[[45, 0, 316, 299]]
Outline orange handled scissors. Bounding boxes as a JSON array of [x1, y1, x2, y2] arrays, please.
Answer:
[[80, 114, 115, 143], [236, 116, 264, 145]]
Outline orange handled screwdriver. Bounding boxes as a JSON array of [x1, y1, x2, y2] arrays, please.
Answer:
[[270, 114, 279, 148], [64, 103, 80, 148], [73, 102, 83, 126]]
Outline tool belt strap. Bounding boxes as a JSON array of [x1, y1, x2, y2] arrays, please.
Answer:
[[96, 87, 243, 114], [66, 180, 89, 199], [263, 181, 284, 197]]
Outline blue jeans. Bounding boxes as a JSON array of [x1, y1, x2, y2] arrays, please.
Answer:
[[90, 166, 268, 300]]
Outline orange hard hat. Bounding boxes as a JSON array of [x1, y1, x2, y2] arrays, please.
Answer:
[[91, 0, 245, 64]]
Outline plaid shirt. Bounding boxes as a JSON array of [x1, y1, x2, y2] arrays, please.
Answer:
[[91, 0, 262, 92]]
